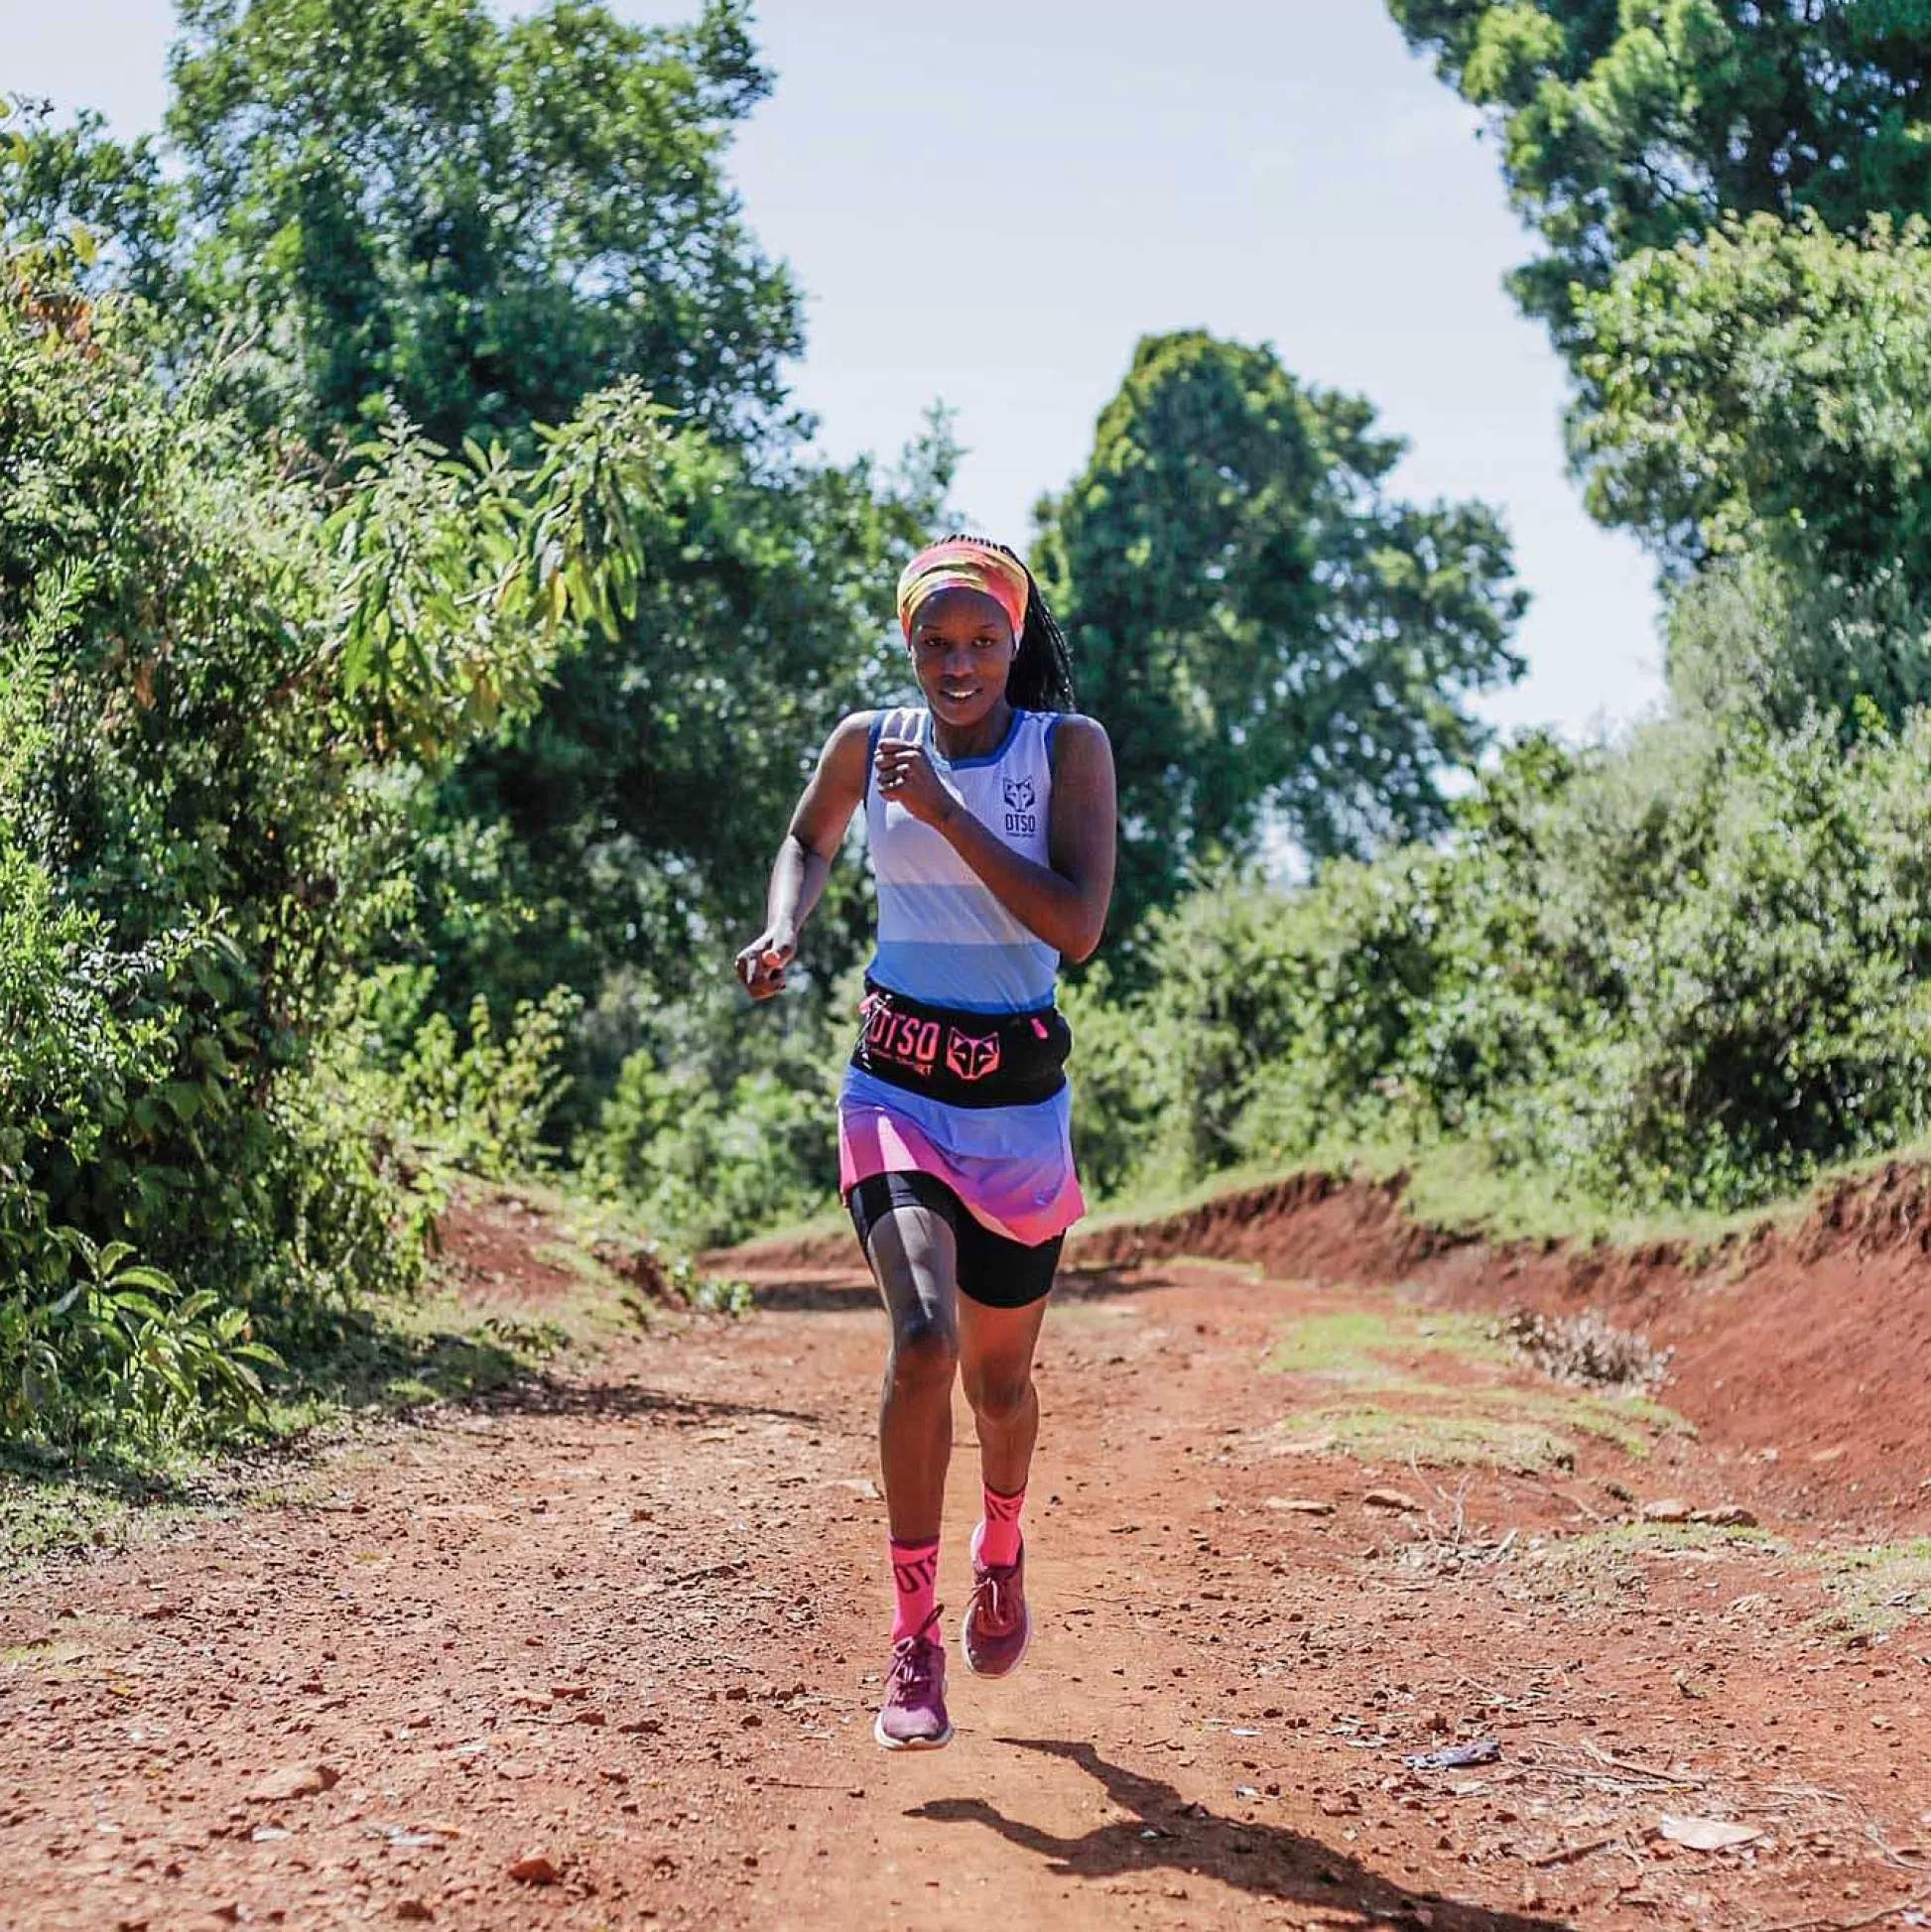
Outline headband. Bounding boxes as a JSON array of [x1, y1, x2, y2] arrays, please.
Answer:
[[896, 539, 1031, 641]]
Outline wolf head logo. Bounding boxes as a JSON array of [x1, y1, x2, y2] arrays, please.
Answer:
[[1003, 775, 1035, 814], [945, 1030, 1002, 1083]]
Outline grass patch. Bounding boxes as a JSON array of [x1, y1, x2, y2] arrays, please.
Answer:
[[0, 1297, 558, 1576], [1265, 1307, 1508, 1381], [263, 1272, 575, 1432], [1280, 1401, 1582, 1473], [1513, 1520, 1783, 1603], [1075, 1158, 1298, 1239], [1512, 1388, 1695, 1460], [1082, 1132, 1931, 1264], [1264, 1300, 1691, 1471], [1807, 1539, 1931, 1642]]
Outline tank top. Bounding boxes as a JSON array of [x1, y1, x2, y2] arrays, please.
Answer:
[[863, 705, 1061, 1014]]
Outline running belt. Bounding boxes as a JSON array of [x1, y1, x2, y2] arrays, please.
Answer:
[[851, 978, 1071, 1109]]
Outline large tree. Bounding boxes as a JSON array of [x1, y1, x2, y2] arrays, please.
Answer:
[[1571, 210, 1931, 727], [1034, 330, 1525, 943], [165, 0, 802, 448], [4, 2, 939, 1058], [417, 427, 953, 1036], [6, 0, 802, 451], [1573, 209, 1931, 584], [1387, 1, 1931, 356]]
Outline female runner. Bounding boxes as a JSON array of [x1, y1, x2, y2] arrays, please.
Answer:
[[735, 535, 1116, 1750]]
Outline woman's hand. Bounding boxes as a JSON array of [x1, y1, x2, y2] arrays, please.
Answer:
[[734, 925, 797, 1001], [874, 737, 958, 831]]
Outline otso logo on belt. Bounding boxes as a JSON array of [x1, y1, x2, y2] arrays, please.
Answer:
[[944, 1031, 1001, 1083]]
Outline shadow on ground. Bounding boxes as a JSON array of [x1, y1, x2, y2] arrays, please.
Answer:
[[749, 1262, 1151, 1316], [478, 1376, 823, 1427], [912, 1739, 1566, 1931]]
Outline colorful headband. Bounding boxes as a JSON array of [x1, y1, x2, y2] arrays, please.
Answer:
[[896, 538, 1031, 641]]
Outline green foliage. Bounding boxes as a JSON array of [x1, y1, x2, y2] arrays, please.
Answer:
[[1386, 0, 1931, 352], [328, 384, 671, 758], [578, 984, 844, 1249], [1574, 212, 1931, 591], [0, 200, 668, 1455], [0, 1230, 281, 1451], [12, 4, 948, 1133], [29, 0, 801, 448], [369, 986, 583, 1180], [1057, 966, 1164, 1202], [1093, 699, 1931, 1219], [1035, 329, 1524, 945], [0, 101, 177, 310], [417, 423, 953, 1039], [1665, 556, 1931, 740]]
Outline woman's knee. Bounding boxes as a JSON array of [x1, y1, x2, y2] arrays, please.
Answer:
[[964, 1363, 1033, 1426], [889, 1312, 959, 1392]]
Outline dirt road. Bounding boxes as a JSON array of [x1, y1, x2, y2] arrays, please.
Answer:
[[3, 1188, 1929, 1931]]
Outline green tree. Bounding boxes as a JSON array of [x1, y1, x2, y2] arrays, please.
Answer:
[[3, 0, 802, 450], [1386, 0, 1931, 355], [414, 425, 954, 1046], [1033, 329, 1525, 944], [0, 224, 669, 1305], [0, 103, 178, 311], [3, 7, 945, 1113], [1573, 211, 1931, 580]]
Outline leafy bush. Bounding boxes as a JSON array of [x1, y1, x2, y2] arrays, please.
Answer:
[[0, 1232, 281, 1451], [0, 222, 668, 1454], [368, 985, 583, 1180], [579, 986, 845, 1249], [1089, 693, 1931, 1220]]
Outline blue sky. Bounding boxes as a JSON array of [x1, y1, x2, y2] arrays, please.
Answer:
[[11, 0, 1666, 739]]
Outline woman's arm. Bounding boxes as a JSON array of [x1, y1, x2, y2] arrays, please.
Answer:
[[873, 716, 1117, 963], [734, 712, 873, 1000]]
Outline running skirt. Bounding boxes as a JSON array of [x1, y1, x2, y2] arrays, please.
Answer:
[[838, 982, 1084, 1248]]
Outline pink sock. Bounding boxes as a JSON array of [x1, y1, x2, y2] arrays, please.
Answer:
[[888, 1536, 940, 1641], [976, 1484, 1025, 1568]]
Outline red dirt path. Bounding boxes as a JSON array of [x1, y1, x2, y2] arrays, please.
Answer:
[[4, 1174, 1930, 1931]]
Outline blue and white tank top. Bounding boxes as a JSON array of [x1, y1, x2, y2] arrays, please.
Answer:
[[863, 706, 1060, 1014]]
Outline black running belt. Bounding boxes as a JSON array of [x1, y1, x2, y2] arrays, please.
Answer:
[[850, 979, 1071, 1110]]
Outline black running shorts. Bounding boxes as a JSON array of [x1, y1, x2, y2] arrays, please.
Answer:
[[846, 1170, 1064, 1310]]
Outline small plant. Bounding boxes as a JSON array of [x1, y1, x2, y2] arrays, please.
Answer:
[[381, 987, 582, 1179], [1809, 1539, 1931, 1642], [1, 1231, 283, 1452]]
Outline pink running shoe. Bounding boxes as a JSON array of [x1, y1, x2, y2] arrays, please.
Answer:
[[961, 1532, 1031, 1678], [873, 1608, 954, 1750]]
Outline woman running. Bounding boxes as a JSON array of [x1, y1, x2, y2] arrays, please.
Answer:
[[735, 535, 1116, 1750]]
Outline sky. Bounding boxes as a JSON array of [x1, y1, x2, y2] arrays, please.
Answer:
[[9, 0, 1667, 740]]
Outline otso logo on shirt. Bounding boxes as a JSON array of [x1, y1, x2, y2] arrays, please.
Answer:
[[1002, 775, 1037, 837]]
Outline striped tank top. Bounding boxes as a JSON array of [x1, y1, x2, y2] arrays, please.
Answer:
[[863, 706, 1061, 1013]]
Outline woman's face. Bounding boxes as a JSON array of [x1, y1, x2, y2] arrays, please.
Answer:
[[906, 585, 1017, 731]]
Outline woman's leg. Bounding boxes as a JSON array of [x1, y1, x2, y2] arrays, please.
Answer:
[[861, 1202, 961, 1546], [956, 1288, 1050, 1677], [957, 1292, 1050, 1500], [860, 1197, 963, 1747]]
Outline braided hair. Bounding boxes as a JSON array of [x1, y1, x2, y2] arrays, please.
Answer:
[[938, 533, 1078, 713]]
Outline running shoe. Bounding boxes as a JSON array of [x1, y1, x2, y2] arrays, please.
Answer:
[[961, 1530, 1031, 1678], [873, 1608, 954, 1750]]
